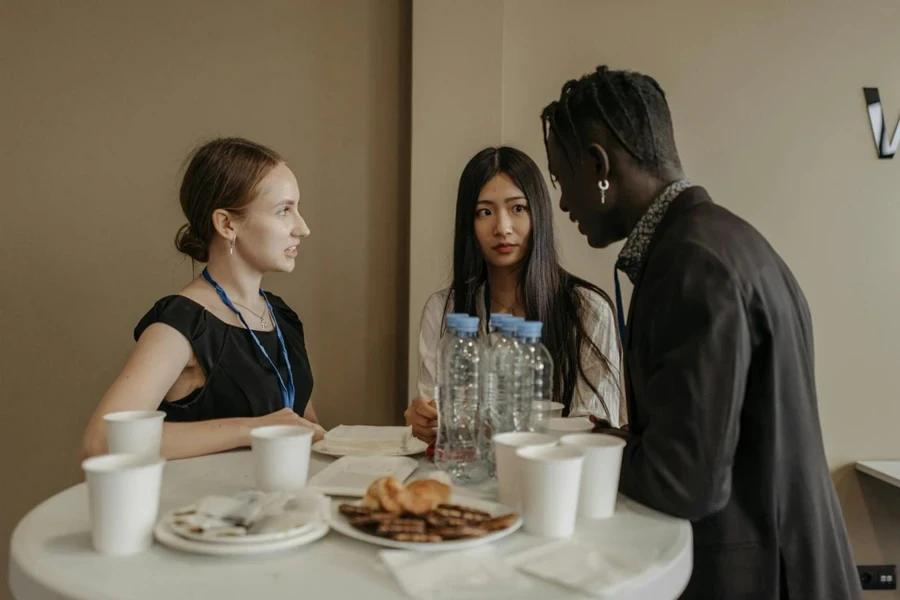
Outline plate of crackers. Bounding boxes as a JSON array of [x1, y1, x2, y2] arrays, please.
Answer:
[[329, 476, 522, 551]]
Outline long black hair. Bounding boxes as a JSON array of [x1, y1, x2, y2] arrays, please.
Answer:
[[447, 146, 618, 416]]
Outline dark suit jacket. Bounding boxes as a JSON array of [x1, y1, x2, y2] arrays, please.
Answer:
[[618, 187, 861, 599]]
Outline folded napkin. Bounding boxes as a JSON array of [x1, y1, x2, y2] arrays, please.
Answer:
[[322, 425, 414, 454], [380, 547, 531, 599], [170, 489, 329, 540], [507, 538, 661, 598]]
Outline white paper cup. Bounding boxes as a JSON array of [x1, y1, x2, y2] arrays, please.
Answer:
[[492, 432, 557, 509], [559, 433, 626, 519], [530, 401, 565, 432], [104, 410, 166, 458], [82, 454, 166, 555], [516, 445, 585, 538], [251, 425, 314, 491], [531, 401, 565, 418], [546, 416, 594, 439]]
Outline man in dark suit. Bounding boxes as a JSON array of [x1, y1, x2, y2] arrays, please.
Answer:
[[541, 65, 862, 599]]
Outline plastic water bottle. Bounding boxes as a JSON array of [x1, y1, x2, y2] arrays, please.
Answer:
[[482, 313, 512, 476], [434, 316, 489, 484], [487, 313, 512, 349], [489, 313, 511, 330], [508, 315, 526, 332], [436, 312, 469, 374], [446, 312, 469, 328], [427, 313, 469, 458], [518, 321, 554, 432], [483, 312, 512, 438], [490, 317, 530, 435]]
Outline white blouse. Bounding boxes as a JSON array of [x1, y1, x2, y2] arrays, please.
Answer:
[[415, 286, 627, 427]]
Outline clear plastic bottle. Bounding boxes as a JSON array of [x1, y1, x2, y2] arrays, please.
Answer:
[[487, 313, 512, 349], [490, 318, 530, 435], [518, 321, 554, 433], [433, 312, 467, 407], [508, 315, 526, 335], [435, 312, 469, 381], [434, 316, 489, 484], [482, 313, 512, 477], [483, 312, 511, 439]]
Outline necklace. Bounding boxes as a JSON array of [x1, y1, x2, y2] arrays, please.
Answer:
[[491, 299, 520, 315], [201, 275, 270, 330], [232, 300, 270, 330]]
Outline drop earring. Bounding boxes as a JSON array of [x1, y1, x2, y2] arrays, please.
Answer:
[[598, 180, 609, 204]]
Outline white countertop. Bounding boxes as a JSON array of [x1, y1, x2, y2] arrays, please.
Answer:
[[856, 460, 900, 488]]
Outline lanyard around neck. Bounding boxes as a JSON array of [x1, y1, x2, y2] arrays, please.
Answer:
[[201, 268, 295, 410]]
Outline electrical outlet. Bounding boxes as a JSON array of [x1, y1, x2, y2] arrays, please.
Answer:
[[858, 565, 897, 590]]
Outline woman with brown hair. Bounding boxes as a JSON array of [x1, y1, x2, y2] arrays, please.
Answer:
[[81, 137, 322, 460]]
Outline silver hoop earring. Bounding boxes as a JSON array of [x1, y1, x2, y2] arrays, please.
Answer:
[[229, 238, 236, 256], [598, 179, 609, 204]]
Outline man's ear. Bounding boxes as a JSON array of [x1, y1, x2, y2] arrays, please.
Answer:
[[587, 142, 611, 183]]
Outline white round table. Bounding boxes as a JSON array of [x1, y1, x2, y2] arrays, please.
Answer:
[[9, 451, 692, 599]]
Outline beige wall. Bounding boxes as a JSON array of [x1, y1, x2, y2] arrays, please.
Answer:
[[410, 0, 900, 595], [0, 1, 410, 595], [408, 0, 505, 397]]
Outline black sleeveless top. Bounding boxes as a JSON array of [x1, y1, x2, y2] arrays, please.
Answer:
[[134, 293, 314, 422]]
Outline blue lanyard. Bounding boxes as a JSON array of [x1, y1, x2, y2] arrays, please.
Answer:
[[614, 267, 627, 346], [201, 268, 296, 410]]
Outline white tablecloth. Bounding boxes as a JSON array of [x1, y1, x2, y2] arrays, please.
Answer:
[[9, 450, 692, 599]]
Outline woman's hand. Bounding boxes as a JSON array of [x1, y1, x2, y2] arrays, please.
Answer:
[[248, 408, 326, 443], [404, 396, 438, 443]]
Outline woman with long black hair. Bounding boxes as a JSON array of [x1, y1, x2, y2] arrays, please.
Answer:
[[405, 146, 624, 443]]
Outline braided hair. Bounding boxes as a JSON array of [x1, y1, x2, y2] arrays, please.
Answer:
[[541, 65, 681, 176]]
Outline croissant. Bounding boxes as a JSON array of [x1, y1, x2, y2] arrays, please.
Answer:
[[360, 479, 383, 510], [360, 476, 452, 516], [404, 479, 452, 515], [361, 476, 408, 515]]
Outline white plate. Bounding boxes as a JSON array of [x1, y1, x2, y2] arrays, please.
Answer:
[[312, 437, 428, 457], [328, 494, 522, 552], [160, 490, 329, 545], [161, 506, 320, 545], [308, 456, 419, 497], [154, 519, 330, 556]]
